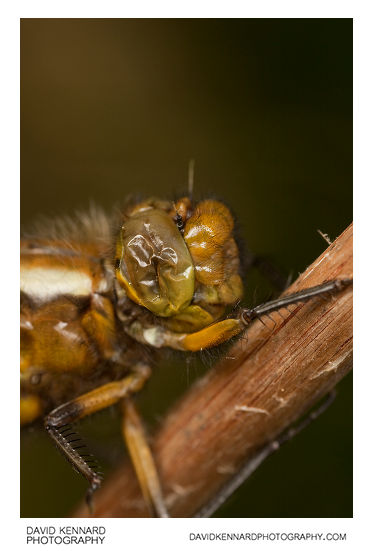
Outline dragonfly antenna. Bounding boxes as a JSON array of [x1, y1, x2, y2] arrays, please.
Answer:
[[188, 159, 195, 200]]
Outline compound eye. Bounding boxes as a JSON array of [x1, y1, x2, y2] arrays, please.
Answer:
[[184, 200, 236, 285], [116, 209, 195, 317]]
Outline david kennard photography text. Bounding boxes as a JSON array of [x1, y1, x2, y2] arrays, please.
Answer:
[[26, 526, 106, 545]]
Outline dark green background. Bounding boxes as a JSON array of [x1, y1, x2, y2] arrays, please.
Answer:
[[20, 18, 352, 518]]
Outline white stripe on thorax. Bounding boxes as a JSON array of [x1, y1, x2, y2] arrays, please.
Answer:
[[20, 267, 92, 301]]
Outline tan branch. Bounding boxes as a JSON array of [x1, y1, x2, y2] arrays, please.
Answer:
[[74, 223, 353, 518]]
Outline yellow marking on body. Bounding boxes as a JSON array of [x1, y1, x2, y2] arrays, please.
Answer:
[[53, 321, 83, 344], [21, 395, 43, 425], [20, 267, 93, 300]]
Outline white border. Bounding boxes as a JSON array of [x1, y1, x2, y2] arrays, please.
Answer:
[[2, 1, 371, 549]]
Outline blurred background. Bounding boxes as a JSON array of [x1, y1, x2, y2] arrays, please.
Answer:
[[20, 18, 352, 518]]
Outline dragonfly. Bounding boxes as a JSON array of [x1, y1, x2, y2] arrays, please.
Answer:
[[20, 193, 351, 518]]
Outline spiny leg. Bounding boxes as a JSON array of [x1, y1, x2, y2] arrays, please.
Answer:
[[240, 279, 352, 324], [121, 397, 169, 518], [179, 279, 352, 352], [45, 422, 103, 511], [44, 364, 151, 511]]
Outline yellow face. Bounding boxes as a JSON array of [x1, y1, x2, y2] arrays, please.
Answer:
[[115, 197, 243, 331]]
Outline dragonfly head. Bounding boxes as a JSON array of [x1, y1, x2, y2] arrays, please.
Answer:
[[115, 197, 243, 324]]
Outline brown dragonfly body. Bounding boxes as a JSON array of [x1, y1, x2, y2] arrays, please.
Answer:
[[21, 239, 135, 417], [20, 196, 351, 517]]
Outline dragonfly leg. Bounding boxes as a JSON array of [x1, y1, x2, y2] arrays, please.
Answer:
[[180, 318, 243, 351], [241, 279, 352, 324], [44, 364, 151, 511], [121, 397, 169, 518], [180, 279, 352, 352]]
